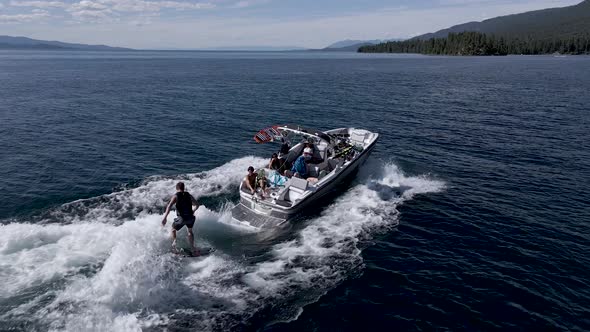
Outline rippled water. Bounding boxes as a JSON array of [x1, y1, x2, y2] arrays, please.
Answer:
[[0, 51, 589, 331]]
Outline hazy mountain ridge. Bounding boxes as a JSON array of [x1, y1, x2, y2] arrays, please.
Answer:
[[0, 36, 132, 51], [325, 39, 384, 48], [414, 0, 590, 41], [360, 0, 590, 55], [321, 38, 403, 52], [199, 45, 307, 51]]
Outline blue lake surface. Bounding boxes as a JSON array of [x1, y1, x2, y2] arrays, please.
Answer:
[[0, 50, 589, 331]]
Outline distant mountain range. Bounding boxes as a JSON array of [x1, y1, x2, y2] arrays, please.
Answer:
[[319, 38, 403, 52], [325, 39, 384, 48], [360, 0, 590, 55], [414, 0, 590, 41], [8, 0, 589, 54], [0, 35, 379, 52], [0, 36, 132, 51], [199, 46, 308, 51]]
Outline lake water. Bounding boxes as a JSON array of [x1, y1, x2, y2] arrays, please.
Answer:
[[0, 51, 589, 331]]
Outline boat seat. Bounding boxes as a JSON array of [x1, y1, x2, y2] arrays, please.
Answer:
[[291, 176, 308, 190], [308, 158, 341, 178], [308, 163, 321, 177], [279, 177, 308, 203], [311, 146, 323, 163], [328, 158, 343, 171], [317, 159, 330, 171], [351, 130, 368, 147], [316, 140, 328, 161]]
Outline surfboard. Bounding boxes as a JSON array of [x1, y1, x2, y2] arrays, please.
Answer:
[[176, 247, 216, 257]]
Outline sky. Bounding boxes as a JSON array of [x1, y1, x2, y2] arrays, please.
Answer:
[[0, 0, 583, 49]]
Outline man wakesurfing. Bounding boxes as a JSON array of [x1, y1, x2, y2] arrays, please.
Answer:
[[161, 181, 201, 256]]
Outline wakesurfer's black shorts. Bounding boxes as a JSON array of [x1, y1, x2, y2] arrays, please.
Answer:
[[172, 215, 196, 230]]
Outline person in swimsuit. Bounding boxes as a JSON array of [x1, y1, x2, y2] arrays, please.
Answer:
[[244, 166, 258, 194], [269, 153, 281, 170], [244, 166, 267, 198], [162, 182, 200, 255]]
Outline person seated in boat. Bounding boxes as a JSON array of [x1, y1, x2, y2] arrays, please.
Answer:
[[304, 141, 323, 164], [244, 166, 268, 197], [284, 148, 318, 183], [291, 147, 313, 178], [278, 154, 291, 174], [268, 153, 280, 170], [304, 142, 314, 155], [278, 138, 290, 158], [257, 169, 269, 195]]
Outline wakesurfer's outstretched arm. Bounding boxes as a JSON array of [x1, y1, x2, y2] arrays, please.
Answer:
[[162, 195, 177, 226], [191, 195, 200, 213]]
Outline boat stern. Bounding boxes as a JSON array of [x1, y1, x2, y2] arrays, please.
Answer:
[[231, 203, 287, 228]]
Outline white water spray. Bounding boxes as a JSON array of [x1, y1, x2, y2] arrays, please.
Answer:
[[0, 159, 444, 331]]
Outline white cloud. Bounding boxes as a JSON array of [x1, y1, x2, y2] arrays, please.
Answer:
[[159, 1, 215, 10], [0, 9, 50, 22], [128, 0, 581, 48], [5, 0, 215, 24], [231, 0, 269, 9], [0, 0, 582, 47], [96, 0, 214, 12], [100, 0, 160, 12], [66, 1, 114, 23], [69, 8, 115, 21], [71, 0, 109, 11], [63, 0, 215, 23], [9, 1, 67, 8]]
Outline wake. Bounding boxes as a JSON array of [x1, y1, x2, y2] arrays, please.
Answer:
[[0, 157, 444, 331]]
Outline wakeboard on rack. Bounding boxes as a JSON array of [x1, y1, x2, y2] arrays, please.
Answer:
[[254, 125, 283, 143]]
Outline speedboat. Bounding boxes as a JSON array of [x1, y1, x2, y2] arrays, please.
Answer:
[[231, 125, 379, 228]]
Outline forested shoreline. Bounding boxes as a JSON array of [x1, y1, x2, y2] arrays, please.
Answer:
[[358, 32, 590, 55]]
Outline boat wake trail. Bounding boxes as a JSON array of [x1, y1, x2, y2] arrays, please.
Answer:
[[0, 158, 444, 331], [34, 156, 268, 225]]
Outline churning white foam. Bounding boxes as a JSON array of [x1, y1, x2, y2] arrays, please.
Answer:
[[242, 163, 445, 310], [43, 156, 267, 224], [0, 160, 444, 331]]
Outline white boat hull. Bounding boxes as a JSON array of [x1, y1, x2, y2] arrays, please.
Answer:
[[232, 127, 379, 228]]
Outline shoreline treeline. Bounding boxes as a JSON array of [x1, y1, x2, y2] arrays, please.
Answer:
[[358, 32, 590, 55]]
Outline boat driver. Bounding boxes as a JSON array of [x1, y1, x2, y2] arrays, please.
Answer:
[[291, 147, 313, 178]]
